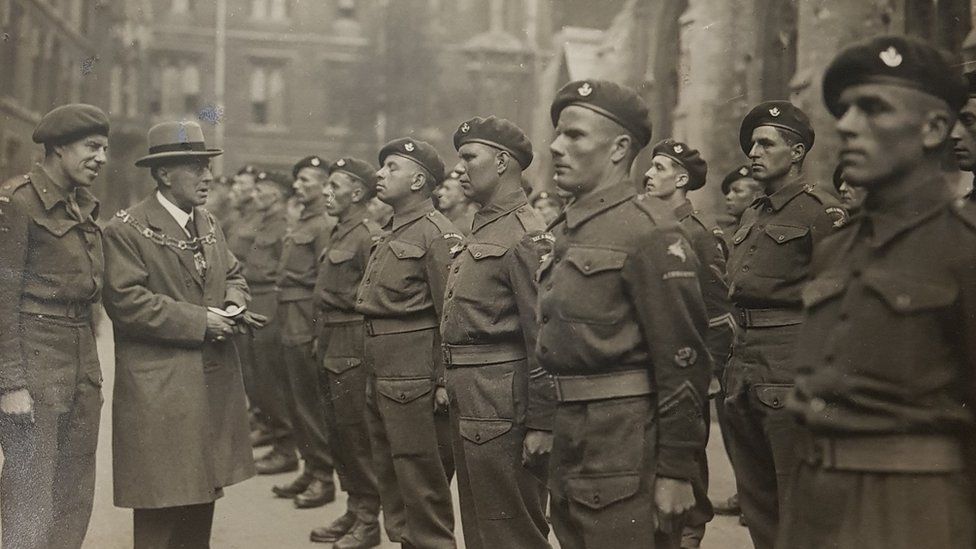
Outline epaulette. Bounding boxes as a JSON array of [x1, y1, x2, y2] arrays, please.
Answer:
[[514, 205, 546, 233], [802, 183, 840, 206], [0, 174, 30, 200], [361, 217, 384, 237], [632, 192, 673, 225], [952, 197, 976, 231], [425, 210, 456, 234], [690, 208, 722, 235]]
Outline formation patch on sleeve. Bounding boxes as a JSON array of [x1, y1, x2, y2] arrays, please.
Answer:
[[825, 206, 848, 227], [531, 232, 555, 243], [442, 232, 463, 241], [663, 270, 697, 281]]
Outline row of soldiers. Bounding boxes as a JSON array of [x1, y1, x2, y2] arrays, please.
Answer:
[[0, 32, 975, 549]]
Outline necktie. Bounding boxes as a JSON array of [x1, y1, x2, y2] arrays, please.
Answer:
[[184, 216, 199, 240]]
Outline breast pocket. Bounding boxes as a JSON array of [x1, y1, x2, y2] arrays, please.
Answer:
[[557, 247, 628, 325], [863, 270, 958, 315], [284, 233, 317, 272], [320, 248, 359, 292], [755, 223, 810, 279], [380, 240, 427, 294]]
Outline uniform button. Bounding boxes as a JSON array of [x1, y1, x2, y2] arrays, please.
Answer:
[[741, 266, 750, 272], [772, 397, 781, 406], [542, 315, 549, 323], [810, 398, 827, 413], [474, 433, 481, 442], [592, 494, 600, 504], [748, 246, 756, 253], [777, 235, 785, 242], [583, 264, 591, 271], [474, 252, 483, 258], [399, 392, 406, 400], [545, 284, 553, 291], [447, 291, 453, 298], [554, 257, 561, 264], [357, 298, 363, 303], [454, 266, 460, 273], [765, 207, 773, 213]]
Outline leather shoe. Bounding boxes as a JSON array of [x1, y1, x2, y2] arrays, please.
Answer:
[[309, 511, 356, 543], [294, 478, 336, 508], [250, 428, 274, 448], [255, 450, 299, 475], [272, 470, 313, 498], [334, 520, 381, 549], [711, 493, 740, 515]]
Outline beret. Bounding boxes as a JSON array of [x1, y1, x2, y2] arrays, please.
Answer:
[[651, 138, 708, 191], [33, 103, 109, 144], [454, 116, 533, 169], [292, 155, 329, 179], [739, 101, 815, 154], [330, 157, 378, 190], [255, 170, 293, 196], [550, 79, 652, 147], [378, 137, 446, 183], [823, 35, 966, 117], [965, 71, 976, 98], [720, 165, 755, 195]]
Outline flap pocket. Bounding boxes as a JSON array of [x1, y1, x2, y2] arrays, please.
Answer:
[[322, 357, 361, 375], [753, 384, 793, 409], [33, 216, 75, 237], [327, 248, 356, 264], [863, 270, 958, 313], [566, 474, 641, 510], [467, 242, 508, 260], [731, 223, 753, 245], [388, 240, 427, 260], [801, 276, 847, 308], [289, 232, 316, 245], [764, 224, 809, 244], [375, 377, 432, 404], [565, 247, 627, 276], [458, 418, 513, 445]]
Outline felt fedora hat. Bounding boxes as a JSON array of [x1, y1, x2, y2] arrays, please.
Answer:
[[135, 120, 223, 167]]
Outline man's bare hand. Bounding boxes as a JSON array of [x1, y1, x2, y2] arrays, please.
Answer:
[[0, 389, 34, 423], [653, 477, 695, 533], [205, 311, 236, 342], [240, 311, 268, 329], [522, 429, 554, 466], [433, 386, 450, 414]]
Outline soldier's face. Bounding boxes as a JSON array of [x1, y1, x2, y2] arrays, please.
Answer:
[[550, 106, 618, 195], [56, 134, 108, 187], [162, 159, 213, 211], [834, 83, 942, 188], [375, 155, 422, 207], [251, 182, 281, 211], [454, 142, 499, 205], [434, 178, 466, 210], [747, 126, 794, 182], [725, 178, 763, 217], [292, 167, 327, 205], [643, 155, 686, 198], [231, 176, 255, 205], [837, 181, 866, 210], [950, 97, 976, 171], [324, 171, 363, 218]]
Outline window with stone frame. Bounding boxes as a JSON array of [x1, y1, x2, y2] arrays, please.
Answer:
[[250, 64, 286, 126]]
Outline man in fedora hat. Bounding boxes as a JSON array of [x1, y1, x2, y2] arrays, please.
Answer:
[[0, 103, 109, 549], [102, 120, 262, 548]]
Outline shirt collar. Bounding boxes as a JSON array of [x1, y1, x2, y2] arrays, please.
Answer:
[[674, 198, 694, 221], [756, 174, 808, 212], [472, 187, 528, 234], [334, 205, 370, 240], [564, 182, 636, 229], [156, 190, 193, 232], [391, 199, 435, 231], [860, 177, 953, 248], [30, 165, 99, 220]]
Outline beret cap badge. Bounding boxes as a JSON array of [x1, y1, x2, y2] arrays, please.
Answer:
[[460, 122, 470, 133], [739, 167, 749, 176], [310, 157, 321, 167], [769, 107, 781, 117], [879, 46, 903, 68], [577, 82, 593, 97], [336, 158, 346, 167], [673, 144, 684, 154], [404, 142, 416, 152]]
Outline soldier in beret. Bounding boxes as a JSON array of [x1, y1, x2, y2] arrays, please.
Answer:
[[308, 157, 384, 548], [442, 116, 555, 549], [356, 138, 461, 549], [530, 191, 564, 226], [643, 138, 734, 549], [236, 172, 300, 476], [724, 100, 845, 548], [103, 120, 261, 548], [831, 164, 866, 218], [721, 165, 763, 232], [272, 155, 338, 508], [0, 104, 109, 549], [433, 170, 476, 235], [538, 79, 711, 549], [780, 35, 976, 549], [950, 71, 976, 200]]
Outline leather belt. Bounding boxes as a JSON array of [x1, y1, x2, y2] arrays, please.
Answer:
[[553, 369, 652, 402], [248, 282, 277, 294], [443, 342, 526, 367], [364, 313, 438, 336], [20, 297, 92, 319], [320, 310, 364, 325], [734, 307, 803, 328], [803, 433, 964, 473]]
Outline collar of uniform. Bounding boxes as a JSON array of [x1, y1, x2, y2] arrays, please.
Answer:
[[30, 165, 99, 220], [334, 204, 370, 240], [761, 174, 808, 212], [392, 199, 436, 231], [673, 198, 695, 221], [471, 187, 527, 234], [300, 199, 327, 221], [564, 182, 636, 230], [862, 178, 952, 248]]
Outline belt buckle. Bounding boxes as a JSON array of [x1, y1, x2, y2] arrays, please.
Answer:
[[735, 308, 749, 327], [442, 346, 452, 366], [365, 320, 375, 336]]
